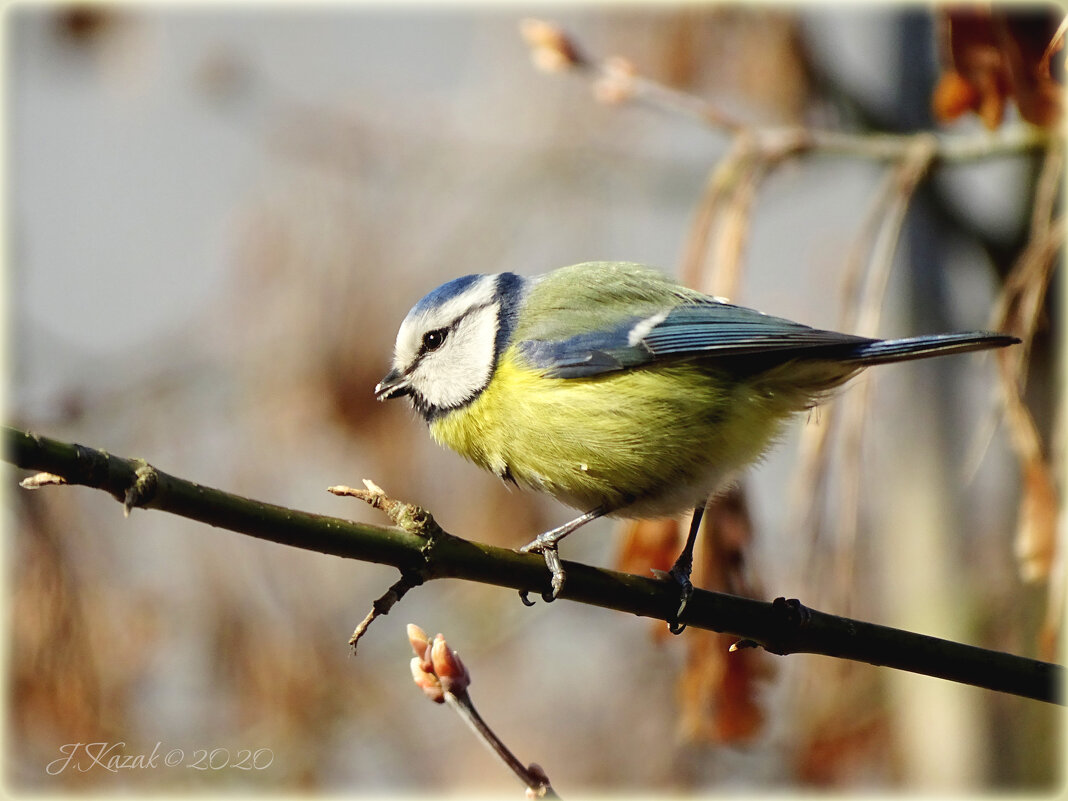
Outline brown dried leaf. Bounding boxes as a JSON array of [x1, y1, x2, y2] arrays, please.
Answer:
[[616, 516, 679, 578], [677, 628, 770, 743], [700, 485, 758, 596], [675, 486, 771, 743], [931, 69, 981, 124], [936, 8, 1011, 128], [1039, 16, 1067, 77], [1014, 455, 1058, 583], [615, 517, 681, 644], [616, 486, 759, 604], [617, 489, 770, 743], [795, 701, 891, 786], [934, 8, 1063, 129], [1002, 11, 1065, 127]]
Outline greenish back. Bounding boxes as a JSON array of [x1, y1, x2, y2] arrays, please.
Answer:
[[515, 262, 701, 342]]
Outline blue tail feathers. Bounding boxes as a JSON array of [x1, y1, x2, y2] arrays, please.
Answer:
[[846, 332, 1019, 366]]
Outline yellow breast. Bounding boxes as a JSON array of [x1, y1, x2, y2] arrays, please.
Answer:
[[429, 349, 795, 516]]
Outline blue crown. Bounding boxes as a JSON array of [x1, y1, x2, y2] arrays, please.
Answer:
[[410, 274, 484, 316]]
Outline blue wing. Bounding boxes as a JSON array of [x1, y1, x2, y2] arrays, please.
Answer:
[[517, 299, 875, 379]]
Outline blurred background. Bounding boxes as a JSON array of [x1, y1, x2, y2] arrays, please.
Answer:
[[7, 3, 1061, 795]]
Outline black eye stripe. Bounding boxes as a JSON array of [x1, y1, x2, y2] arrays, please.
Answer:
[[410, 299, 500, 379], [417, 300, 498, 356]]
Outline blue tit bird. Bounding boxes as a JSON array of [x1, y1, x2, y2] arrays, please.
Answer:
[[375, 261, 1016, 631]]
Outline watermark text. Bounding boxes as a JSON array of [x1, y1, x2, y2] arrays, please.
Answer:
[[46, 742, 274, 775]]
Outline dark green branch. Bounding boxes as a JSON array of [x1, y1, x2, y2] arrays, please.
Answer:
[[5, 426, 1062, 705]]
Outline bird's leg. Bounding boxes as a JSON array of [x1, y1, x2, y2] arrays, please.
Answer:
[[518, 507, 607, 603], [653, 500, 707, 635]]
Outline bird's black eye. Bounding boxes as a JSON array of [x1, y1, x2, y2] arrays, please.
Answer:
[[422, 328, 448, 353]]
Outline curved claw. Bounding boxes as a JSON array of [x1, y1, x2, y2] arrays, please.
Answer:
[[516, 508, 609, 605], [517, 587, 558, 607], [653, 565, 694, 635], [669, 577, 694, 635], [517, 540, 567, 604], [675, 577, 694, 615]]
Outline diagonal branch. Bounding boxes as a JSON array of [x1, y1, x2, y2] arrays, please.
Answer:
[[6, 425, 1063, 705], [519, 18, 1053, 165]]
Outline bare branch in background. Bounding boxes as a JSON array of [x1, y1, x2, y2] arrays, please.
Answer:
[[519, 18, 1053, 164], [680, 131, 767, 299], [793, 136, 940, 611]]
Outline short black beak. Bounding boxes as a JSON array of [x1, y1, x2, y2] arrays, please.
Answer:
[[374, 368, 411, 401]]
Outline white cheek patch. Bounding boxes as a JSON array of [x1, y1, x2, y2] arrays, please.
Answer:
[[411, 301, 500, 410]]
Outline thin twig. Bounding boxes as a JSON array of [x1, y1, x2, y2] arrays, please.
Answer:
[[333, 481, 436, 651], [793, 136, 939, 604], [520, 19, 1052, 165], [446, 692, 558, 798], [1029, 137, 1064, 240], [680, 132, 765, 298], [329, 479, 443, 537], [991, 217, 1063, 586], [607, 69, 746, 134], [349, 572, 425, 652], [829, 136, 939, 607]]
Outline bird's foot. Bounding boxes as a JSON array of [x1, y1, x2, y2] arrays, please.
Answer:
[[515, 507, 606, 606], [652, 561, 694, 635], [518, 537, 566, 605]]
